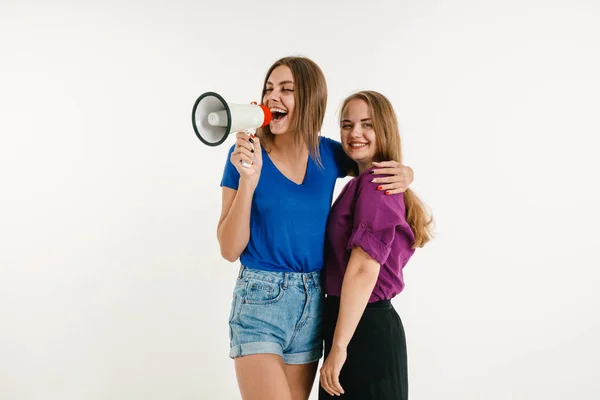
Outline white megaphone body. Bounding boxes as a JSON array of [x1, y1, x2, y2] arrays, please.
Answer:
[[192, 92, 272, 147]]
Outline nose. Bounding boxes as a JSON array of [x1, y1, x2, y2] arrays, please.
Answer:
[[350, 125, 363, 137], [265, 89, 279, 105]]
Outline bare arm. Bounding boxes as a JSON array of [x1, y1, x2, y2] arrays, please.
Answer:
[[321, 173, 406, 396], [320, 247, 380, 396], [217, 183, 255, 262], [216, 133, 262, 262], [333, 247, 380, 349]]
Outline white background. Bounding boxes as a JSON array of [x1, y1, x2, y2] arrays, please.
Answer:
[[1, 0, 599, 399]]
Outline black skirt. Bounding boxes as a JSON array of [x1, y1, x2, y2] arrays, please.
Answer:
[[319, 296, 408, 400]]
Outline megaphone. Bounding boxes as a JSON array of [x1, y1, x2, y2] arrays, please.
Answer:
[[192, 92, 272, 147]]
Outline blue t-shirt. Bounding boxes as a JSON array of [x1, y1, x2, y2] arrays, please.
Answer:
[[220, 136, 347, 272]]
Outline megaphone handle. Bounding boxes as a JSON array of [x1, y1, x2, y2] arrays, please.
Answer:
[[240, 129, 256, 168]]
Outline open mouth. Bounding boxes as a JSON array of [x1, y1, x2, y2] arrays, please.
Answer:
[[349, 142, 368, 149], [270, 107, 288, 122]]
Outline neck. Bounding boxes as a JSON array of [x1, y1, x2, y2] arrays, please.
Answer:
[[272, 133, 307, 159], [356, 158, 374, 175]]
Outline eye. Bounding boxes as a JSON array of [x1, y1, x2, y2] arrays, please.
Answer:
[[342, 124, 352, 129], [263, 88, 273, 94], [363, 123, 373, 128], [283, 88, 294, 92]]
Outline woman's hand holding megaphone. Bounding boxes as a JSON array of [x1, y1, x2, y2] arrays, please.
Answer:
[[230, 131, 262, 186]]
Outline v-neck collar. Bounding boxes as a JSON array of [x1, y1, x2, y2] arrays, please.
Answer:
[[263, 148, 311, 186]]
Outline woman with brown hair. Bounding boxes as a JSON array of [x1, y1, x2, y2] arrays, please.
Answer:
[[319, 91, 433, 399], [218, 59, 415, 400]]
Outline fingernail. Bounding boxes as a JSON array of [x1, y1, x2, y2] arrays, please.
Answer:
[[251, 160, 254, 165], [251, 149, 254, 153], [249, 138, 254, 143], [250, 133, 255, 139], [369, 170, 374, 174], [385, 191, 390, 195], [377, 186, 383, 191]]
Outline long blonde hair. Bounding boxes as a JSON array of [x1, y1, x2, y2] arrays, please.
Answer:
[[257, 56, 327, 166], [340, 91, 433, 248]]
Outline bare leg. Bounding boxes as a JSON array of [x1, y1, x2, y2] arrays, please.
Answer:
[[284, 361, 319, 400], [235, 354, 293, 400]]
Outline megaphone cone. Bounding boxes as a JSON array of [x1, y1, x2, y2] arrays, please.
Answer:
[[192, 92, 272, 147]]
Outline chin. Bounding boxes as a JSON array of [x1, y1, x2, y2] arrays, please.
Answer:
[[346, 150, 366, 160], [271, 126, 291, 135], [349, 154, 374, 166]]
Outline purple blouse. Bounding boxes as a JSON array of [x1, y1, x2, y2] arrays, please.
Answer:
[[324, 167, 416, 303]]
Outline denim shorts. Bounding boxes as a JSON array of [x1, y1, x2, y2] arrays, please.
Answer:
[[228, 265, 324, 364]]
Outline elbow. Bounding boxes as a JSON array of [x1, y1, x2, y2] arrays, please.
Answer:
[[220, 246, 240, 263], [221, 251, 239, 263], [217, 230, 239, 262], [217, 226, 247, 263]]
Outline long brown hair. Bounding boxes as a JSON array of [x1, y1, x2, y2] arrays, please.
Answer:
[[340, 91, 433, 248], [257, 56, 327, 166]]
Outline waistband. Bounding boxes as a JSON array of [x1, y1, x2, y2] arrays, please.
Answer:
[[325, 295, 392, 309], [238, 265, 321, 288]]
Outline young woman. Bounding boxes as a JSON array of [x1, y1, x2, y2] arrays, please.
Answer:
[[218, 57, 415, 400], [319, 91, 433, 399]]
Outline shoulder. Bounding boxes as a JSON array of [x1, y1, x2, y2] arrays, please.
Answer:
[[355, 168, 406, 213], [226, 143, 236, 156], [318, 136, 348, 177], [221, 144, 241, 189], [222, 143, 239, 170], [319, 136, 342, 153]]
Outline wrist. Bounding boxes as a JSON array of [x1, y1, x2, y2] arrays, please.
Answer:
[[331, 341, 348, 351], [238, 176, 258, 190]]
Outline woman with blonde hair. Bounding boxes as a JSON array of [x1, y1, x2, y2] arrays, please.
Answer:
[[218, 58, 416, 400], [319, 90, 433, 399]]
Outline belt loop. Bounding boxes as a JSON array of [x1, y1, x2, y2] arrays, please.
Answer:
[[283, 272, 289, 289], [238, 265, 245, 279]]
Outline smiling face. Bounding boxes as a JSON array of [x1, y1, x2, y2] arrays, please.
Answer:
[[256, 57, 327, 160], [340, 99, 378, 171], [262, 65, 295, 135]]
